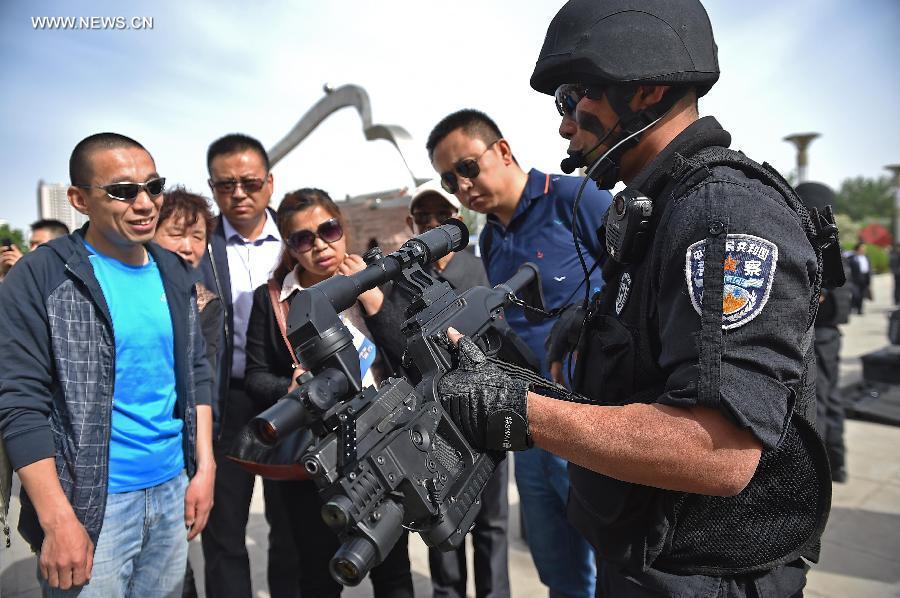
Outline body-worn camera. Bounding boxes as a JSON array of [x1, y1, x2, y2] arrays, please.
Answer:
[[603, 188, 652, 265]]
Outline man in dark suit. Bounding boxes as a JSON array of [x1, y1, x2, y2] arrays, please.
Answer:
[[848, 241, 872, 314], [200, 134, 298, 597]]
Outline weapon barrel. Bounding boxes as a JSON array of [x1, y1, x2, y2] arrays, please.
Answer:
[[310, 219, 469, 313], [496, 262, 539, 299], [250, 369, 349, 445], [405, 218, 468, 264], [329, 499, 404, 586], [250, 391, 312, 445]]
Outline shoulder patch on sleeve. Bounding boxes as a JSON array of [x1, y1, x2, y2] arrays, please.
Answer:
[[685, 234, 778, 330]]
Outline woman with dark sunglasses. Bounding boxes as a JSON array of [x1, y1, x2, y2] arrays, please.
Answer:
[[242, 188, 413, 598]]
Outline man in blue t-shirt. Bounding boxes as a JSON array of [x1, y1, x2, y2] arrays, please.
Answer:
[[0, 133, 214, 597], [428, 109, 611, 598]]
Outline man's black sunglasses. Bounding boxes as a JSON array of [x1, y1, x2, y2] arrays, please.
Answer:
[[286, 218, 343, 253], [76, 177, 166, 202], [411, 209, 455, 226], [439, 139, 499, 194], [208, 177, 267, 194], [554, 84, 606, 117]]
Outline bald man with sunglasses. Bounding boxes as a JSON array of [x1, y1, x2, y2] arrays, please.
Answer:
[[0, 132, 214, 596], [427, 109, 612, 598]]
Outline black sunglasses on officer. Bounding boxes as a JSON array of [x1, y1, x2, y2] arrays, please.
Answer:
[[554, 84, 607, 117]]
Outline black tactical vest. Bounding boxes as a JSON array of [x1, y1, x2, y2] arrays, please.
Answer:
[[569, 146, 832, 576]]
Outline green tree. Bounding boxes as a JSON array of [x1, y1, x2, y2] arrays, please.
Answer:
[[867, 244, 889, 274], [458, 206, 484, 240], [784, 169, 798, 188], [833, 175, 893, 222], [834, 213, 860, 248], [0, 223, 26, 252]]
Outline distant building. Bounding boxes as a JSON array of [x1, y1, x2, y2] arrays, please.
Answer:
[[338, 186, 483, 256], [37, 180, 87, 232], [339, 187, 412, 255]]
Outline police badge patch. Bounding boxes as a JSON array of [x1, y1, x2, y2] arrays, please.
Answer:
[[685, 234, 778, 330]]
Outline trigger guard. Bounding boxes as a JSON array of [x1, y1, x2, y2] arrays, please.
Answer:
[[478, 330, 501, 356]]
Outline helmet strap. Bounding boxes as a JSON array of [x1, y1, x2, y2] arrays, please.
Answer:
[[586, 85, 688, 188]]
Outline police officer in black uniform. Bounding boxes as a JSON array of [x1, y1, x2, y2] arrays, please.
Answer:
[[436, 1, 834, 596], [797, 182, 849, 483]]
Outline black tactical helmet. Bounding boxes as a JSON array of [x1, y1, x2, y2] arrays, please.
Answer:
[[795, 182, 837, 213], [531, 0, 720, 97]]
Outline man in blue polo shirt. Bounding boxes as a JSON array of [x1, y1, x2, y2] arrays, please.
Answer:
[[428, 109, 610, 598]]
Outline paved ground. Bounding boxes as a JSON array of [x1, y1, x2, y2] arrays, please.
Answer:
[[3, 275, 899, 597], [803, 273, 900, 598]]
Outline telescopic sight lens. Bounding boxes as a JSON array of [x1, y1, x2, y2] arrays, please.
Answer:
[[257, 420, 279, 445], [329, 536, 377, 586], [332, 558, 361, 586]]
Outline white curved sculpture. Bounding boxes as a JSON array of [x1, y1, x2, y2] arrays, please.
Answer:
[[268, 84, 430, 187]]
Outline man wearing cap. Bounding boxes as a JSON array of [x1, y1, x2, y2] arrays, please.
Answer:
[[407, 180, 488, 294], [433, 1, 836, 596], [408, 180, 512, 598]]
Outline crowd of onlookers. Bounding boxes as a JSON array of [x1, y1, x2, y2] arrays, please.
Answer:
[[0, 110, 613, 598], [2, 115, 895, 597], [0, 219, 72, 279]]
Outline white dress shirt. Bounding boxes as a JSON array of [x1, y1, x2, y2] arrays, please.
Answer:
[[280, 266, 377, 388], [223, 212, 282, 379]]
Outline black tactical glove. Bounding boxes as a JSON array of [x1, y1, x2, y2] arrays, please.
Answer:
[[544, 304, 585, 364], [438, 335, 533, 451]]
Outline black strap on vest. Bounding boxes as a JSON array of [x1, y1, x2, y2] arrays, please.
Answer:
[[698, 196, 729, 409], [669, 147, 825, 329], [665, 146, 831, 424], [656, 146, 831, 573]]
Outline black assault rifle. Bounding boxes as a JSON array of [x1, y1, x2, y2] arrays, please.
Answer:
[[247, 219, 543, 586]]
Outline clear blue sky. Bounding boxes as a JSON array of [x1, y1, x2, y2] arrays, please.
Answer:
[[2, 0, 898, 233]]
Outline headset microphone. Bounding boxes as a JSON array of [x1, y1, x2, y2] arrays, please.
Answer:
[[559, 117, 618, 174], [560, 137, 608, 173], [567, 112, 667, 301], [560, 152, 584, 174]]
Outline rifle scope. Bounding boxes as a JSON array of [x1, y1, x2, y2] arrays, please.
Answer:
[[251, 219, 469, 444]]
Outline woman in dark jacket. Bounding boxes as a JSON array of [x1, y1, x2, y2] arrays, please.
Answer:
[[153, 187, 222, 598], [154, 187, 223, 378], [244, 188, 412, 598]]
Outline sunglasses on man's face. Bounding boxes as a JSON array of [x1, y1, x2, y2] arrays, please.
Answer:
[[554, 83, 606, 117], [77, 177, 166, 202], [411, 210, 455, 226], [439, 139, 499, 194], [208, 177, 266, 195], [286, 218, 343, 253]]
